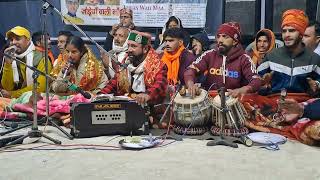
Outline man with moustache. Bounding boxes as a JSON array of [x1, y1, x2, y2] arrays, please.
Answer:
[[50, 31, 73, 78], [101, 26, 129, 79], [1, 26, 51, 98], [31, 31, 55, 64], [161, 27, 195, 86], [55, 31, 73, 66], [258, 9, 320, 96], [99, 30, 167, 106], [184, 22, 261, 98]]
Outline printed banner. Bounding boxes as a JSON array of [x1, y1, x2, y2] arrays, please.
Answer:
[[60, 0, 207, 27]]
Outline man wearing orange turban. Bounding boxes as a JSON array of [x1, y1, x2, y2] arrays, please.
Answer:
[[238, 10, 320, 146], [257, 9, 320, 97]]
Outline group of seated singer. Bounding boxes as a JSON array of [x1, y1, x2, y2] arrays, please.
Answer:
[[2, 8, 320, 146]]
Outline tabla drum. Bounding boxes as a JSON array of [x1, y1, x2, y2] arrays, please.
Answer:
[[173, 89, 212, 135], [210, 94, 249, 137]]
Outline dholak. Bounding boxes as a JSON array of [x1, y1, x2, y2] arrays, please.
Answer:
[[173, 89, 211, 135], [210, 94, 249, 137]]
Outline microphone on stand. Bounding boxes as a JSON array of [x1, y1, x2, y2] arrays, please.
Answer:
[[6, 46, 17, 55], [3, 46, 17, 59], [60, 60, 91, 99], [218, 87, 228, 127], [64, 80, 92, 99], [119, 56, 133, 71]]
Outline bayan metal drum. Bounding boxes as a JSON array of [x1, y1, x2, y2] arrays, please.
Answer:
[[173, 89, 212, 135], [210, 94, 249, 137]]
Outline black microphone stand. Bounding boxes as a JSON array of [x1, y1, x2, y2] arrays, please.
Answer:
[[2, 53, 74, 141], [159, 84, 183, 141], [206, 87, 240, 148], [7, 66, 61, 145], [42, 1, 52, 136]]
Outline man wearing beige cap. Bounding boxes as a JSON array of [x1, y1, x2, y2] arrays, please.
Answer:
[[103, 7, 137, 51], [0, 26, 52, 98]]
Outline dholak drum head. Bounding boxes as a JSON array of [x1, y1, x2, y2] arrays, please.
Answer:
[[174, 89, 207, 105], [173, 89, 212, 129]]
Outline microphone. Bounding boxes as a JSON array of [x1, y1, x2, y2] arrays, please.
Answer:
[[120, 62, 130, 69], [64, 80, 92, 99], [118, 56, 132, 70], [280, 88, 287, 102], [219, 87, 227, 108], [3, 121, 18, 129], [5, 46, 17, 55], [62, 61, 73, 79]]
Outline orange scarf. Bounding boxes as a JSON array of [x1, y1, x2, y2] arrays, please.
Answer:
[[251, 29, 275, 66], [35, 46, 55, 64], [161, 45, 185, 85]]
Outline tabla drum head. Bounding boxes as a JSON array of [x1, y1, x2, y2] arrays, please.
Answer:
[[211, 93, 238, 107], [174, 89, 207, 105]]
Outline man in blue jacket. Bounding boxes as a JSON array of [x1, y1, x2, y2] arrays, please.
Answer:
[[258, 9, 320, 96]]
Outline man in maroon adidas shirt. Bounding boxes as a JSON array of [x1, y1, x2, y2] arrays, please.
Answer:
[[184, 22, 261, 97]]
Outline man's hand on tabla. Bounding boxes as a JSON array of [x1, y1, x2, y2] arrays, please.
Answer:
[[227, 86, 251, 98], [186, 81, 199, 98]]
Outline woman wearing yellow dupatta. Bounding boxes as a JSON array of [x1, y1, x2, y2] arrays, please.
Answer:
[[51, 36, 108, 95]]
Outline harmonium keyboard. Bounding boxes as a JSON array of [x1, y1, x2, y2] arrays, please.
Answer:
[[70, 98, 149, 138]]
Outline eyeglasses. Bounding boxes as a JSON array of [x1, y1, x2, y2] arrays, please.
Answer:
[[120, 16, 131, 19]]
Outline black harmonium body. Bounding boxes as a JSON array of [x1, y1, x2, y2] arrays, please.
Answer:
[[70, 101, 149, 138]]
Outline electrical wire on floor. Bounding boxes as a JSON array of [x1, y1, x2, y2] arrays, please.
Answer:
[[0, 132, 177, 152], [104, 132, 177, 149], [0, 143, 123, 153]]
